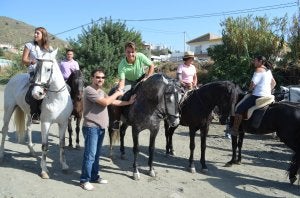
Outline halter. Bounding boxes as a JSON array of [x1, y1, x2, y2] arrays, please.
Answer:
[[158, 79, 181, 121], [32, 59, 66, 93]]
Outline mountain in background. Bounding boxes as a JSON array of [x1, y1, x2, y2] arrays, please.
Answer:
[[0, 16, 68, 49]]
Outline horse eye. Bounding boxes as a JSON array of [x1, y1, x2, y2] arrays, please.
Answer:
[[47, 69, 51, 72]]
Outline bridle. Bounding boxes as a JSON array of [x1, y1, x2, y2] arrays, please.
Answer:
[[32, 59, 66, 93]]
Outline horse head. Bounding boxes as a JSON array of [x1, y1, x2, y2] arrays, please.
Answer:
[[67, 70, 84, 101], [31, 49, 65, 100], [215, 81, 242, 125]]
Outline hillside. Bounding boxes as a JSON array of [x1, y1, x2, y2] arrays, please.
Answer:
[[0, 16, 68, 49]]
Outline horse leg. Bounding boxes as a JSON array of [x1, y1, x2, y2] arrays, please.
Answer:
[[225, 135, 238, 167], [75, 117, 81, 149], [200, 126, 209, 172], [58, 123, 69, 172], [288, 154, 297, 184], [108, 127, 114, 159], [40, 122, 51, 179], [164, 120, 176, 156], [188, 127, 196, 173], [132, 128, 140, 180], [0, 106, 14, 161], [236, 132, 244, 164], [120, 123, 127, 159], [67, 117, 73, 148], [25, 116, 35, 156], [148, 128, 159, 177]]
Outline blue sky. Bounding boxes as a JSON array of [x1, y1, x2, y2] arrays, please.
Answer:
[[1, 0, 298, 51]]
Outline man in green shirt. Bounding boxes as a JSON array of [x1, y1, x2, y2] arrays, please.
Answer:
[[112, 41, 155, 130], [117, 41, 155, 92]]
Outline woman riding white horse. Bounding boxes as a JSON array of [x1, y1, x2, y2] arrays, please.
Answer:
[[0, 49, 73, 179]]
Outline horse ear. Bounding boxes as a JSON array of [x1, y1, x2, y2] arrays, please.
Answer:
[[51, 48, 58, 58]]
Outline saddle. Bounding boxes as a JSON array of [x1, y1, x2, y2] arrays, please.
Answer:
[[236, 94, 275, 129]]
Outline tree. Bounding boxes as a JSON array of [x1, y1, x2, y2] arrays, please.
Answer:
[[207, 15, 288, 86], [68, 18, 143, 86], [285, 15, 300, 65]]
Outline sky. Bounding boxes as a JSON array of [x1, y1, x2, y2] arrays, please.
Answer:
[[1, 0, 299, 52]]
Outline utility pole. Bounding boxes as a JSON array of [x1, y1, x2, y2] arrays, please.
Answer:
[[183, 31, 186, 53]]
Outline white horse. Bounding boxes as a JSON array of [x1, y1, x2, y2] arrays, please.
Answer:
[[0, 49, 73, 179]]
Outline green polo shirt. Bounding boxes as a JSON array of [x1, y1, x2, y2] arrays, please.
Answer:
[[118, 52, 153, 81]]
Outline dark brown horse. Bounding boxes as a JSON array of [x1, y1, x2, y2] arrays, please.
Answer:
[[226, 87, 300, 184], [66, 70, 84, 149], [164, 81, 239, 173]]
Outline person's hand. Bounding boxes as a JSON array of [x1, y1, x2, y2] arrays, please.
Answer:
[[30, 60, 36, 65], [116, 89, 124, 96], [128, 94, 136, 104]]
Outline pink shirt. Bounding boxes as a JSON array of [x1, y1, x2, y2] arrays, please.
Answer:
[[177, 64, 196, 84], [60, 59, 80, 80]]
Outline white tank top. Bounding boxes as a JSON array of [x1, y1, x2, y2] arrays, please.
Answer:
[[251, 69, 273, 96]]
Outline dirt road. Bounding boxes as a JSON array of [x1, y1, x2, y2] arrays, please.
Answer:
[[0, 85, 299, 198]]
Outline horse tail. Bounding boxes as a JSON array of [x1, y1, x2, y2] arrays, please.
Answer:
[[14, 106, 26, 143]]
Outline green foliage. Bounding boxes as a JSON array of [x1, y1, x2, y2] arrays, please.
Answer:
[[208, 15, 288, 86], [0, 59, 25, 84], [284, 15, 300, 65], [68, 18, 142, 88]]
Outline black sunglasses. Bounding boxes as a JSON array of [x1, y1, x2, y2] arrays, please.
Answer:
[[95, 76, 106, 79]]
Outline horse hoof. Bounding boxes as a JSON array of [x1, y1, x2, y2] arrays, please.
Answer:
[[40, 172, 49, 179], [290, 176, 297, 185], [149, 170, 156, 177], [75, 145, 81, 150], [224, 162, 233, 167], [133, 172, 140, 180], [189, 167, 196, 173], [201, 168, 208, 174]]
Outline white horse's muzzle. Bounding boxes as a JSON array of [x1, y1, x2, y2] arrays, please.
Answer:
[[32, 86, 46, 100]]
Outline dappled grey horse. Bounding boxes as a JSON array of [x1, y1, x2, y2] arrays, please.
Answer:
[[108, 73, 181, 180]]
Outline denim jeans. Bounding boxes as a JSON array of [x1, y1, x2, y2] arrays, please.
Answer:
[[80, 126, 105, 183]]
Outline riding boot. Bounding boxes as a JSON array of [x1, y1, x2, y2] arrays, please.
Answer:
[[26, 85, 42, 124], [231, 114, 243, 136]]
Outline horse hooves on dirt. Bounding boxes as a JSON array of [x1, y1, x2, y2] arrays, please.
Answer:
[[149, 170, 156, 177], [40, 172, 49, 179], [289, 176, 297, 185], [201, 168, 208, 174], [133, 172, 140, 180], [224, 162, 233, 167], [189, 167, 196, 173]]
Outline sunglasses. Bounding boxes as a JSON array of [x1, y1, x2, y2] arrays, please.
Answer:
[[95, 76, 106, 79]]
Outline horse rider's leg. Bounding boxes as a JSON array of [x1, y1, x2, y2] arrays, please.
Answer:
[[148, 127, 159, 177], [188, 126, 197, 173], [200, 125, 209, 172], [26, 115, 36, 156], [132, 128, 140, 180], [58, 123, 69, 172], [40, 122, 51, 179], [0, 106, 14, 161], [120, 123, 128, 159], [67, 117, 73, 148]]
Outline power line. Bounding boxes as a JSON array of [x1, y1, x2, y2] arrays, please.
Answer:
[[53, 2, 297, 38]]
